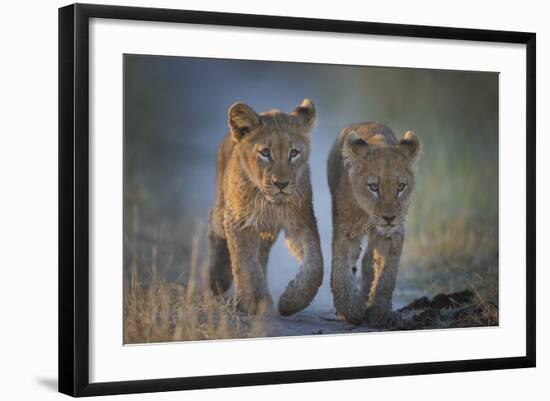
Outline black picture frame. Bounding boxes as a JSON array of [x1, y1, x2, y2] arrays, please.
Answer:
[[58, 3, 536, 397]]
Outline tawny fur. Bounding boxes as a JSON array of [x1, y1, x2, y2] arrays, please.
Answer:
[[208, 99, 323, 316], [327, 122, 421, 326]]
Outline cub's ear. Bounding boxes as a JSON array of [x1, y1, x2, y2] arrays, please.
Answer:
[[398, 131, 422, 165], [228, 101, 260, 142], [292, 98, 316, 133], [342, 130, 368, 163]]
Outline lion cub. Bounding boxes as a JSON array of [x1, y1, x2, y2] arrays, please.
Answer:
[[208, 99, 323, 316], [328, 123, 421, 326]]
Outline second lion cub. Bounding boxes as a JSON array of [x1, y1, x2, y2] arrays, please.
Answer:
[[328, 122, 421, 326]]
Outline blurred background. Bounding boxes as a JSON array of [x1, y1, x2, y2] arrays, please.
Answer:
[[124, 54, 498, 319]]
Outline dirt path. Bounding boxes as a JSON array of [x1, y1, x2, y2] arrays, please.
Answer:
[[268, 305, 380, 337], [259, 289, 496, 337]]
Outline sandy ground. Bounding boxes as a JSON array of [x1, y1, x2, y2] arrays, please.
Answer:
[[267, 305, 380, 337]]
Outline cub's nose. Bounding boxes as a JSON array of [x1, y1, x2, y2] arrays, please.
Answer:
[[272, 178, 289, 190], [382, 215, 396, 224]]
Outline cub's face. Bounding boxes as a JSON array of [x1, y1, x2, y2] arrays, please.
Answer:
[[228, 99, 316, 203], [343, 130, 421, 236]]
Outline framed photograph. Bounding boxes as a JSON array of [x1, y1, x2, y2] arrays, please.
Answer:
[[58, 3, 536, 397]]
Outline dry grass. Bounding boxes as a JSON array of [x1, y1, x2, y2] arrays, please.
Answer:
[[124, 279, 268, 344], [123, 209, 268, 344], [398, 164, 499, 309]]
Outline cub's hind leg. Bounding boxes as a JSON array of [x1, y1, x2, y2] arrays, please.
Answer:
[[207, 209, 233, 294]]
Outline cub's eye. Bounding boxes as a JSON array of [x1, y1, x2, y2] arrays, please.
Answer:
[[397, 183, 407, 192], [259, 148, 271, 158], [289, 149, 300, 158], [368, 183, 379, 192]]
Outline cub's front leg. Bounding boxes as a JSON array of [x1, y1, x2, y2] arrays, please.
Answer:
[[224, 222, 272, 314], [278, 215, 323, 316], [363, 229, 404, 328], [330, 231, 369, 325]]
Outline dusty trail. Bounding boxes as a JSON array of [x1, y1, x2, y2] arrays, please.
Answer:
[[262, 285, 494, 337]]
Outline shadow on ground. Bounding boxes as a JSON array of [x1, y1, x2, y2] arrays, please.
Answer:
[[35, 378, 57, 392]]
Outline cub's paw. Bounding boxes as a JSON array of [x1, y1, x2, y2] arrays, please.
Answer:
[[335, 305, 367, 326], [365, 306, 403, 329], [278, 291, 302, 316], [381, 310, 403, 329], [236, 295, 273, 316], [278, 280, 320, 316]]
